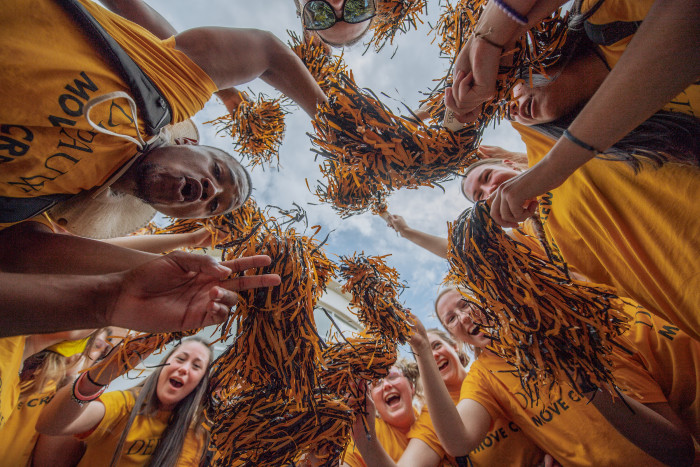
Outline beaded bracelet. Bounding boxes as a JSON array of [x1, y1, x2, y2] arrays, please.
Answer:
[[493, 0, 529, 26], [71, 372, 107, 406], [563, 129, 600, 153]]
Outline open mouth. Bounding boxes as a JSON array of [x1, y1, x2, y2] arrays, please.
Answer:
[[385, 394, 401, 407], [169, 378, 184, 389], [180, 178, 202, 202], [469, 324, 481, 336], [437, 359, 449, 371]]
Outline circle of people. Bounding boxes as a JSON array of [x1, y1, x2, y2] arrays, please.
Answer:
[[0, 0, 698, 466]]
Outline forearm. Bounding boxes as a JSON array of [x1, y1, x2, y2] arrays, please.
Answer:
[[259, 36, 327, 116], [105, 232, 198, 254], [0, 222, 158, 274], [590, 393, 694, 466], [413, 344, 474, 457], [353, 436, 399, 467], [0, 272, 116, 337], [400, 228, 448, 259], [567, 0, 700, 156], [99, 0, 177, 39]]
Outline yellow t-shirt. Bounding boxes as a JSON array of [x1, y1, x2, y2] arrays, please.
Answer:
[[78, 390, 204, 467], [0, 382, 57, 466], [622, 307, 700, 442], [0, 336, 26, 429], [512, 121, 700, 342], [460, 351, 667, 467], [581, 0, 699, 116], [343, 417, 411, 467], [409, 387, 543, 467], [0, 0, 216, 201]]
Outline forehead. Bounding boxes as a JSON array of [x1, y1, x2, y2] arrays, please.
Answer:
[[462, 165, 489, 196], [427, 332, 447, 345], [437, 290, 463, 313], [172, 342, 209, 360]]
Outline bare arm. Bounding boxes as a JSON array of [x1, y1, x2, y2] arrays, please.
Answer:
[[0, 221, 158, 274], [409, 316, 491, 457], [104, 228, 214, 254], [36, 335, 157, 436], [385, 215, 448, 259], [99, 0, 177, 39], [588, 393, 694, 466], [1, 253, 280, 337], [174, 27, 326, 116]]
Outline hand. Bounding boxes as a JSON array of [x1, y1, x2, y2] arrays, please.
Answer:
[[385, 214, 409, 236], [105, 251, 281, 332], [445, 36, 502, 124], [408, 312, 430, 353], [488, 147, 574, 227]]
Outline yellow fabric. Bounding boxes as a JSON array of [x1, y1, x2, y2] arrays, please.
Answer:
[[623, 306, 700, 442], [46, 337, 89, 358], [78, 390, 204, 467], [460, 351, 667, 467], [512, 121, 700, 342], [409, 387, 543, 467], [0, 336, 26, 429], [0, 0, 216, 204], [0, 214, 54, 233], [0, 382, 57, 466], [581, 0, 700, 116], [343, 417, 411, 467]]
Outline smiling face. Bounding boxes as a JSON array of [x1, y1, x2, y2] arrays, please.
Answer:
[[427, 332, 467, 390], [461, 162, 520, 202], [370, 366, 415, 431], [156, 341, 211, 411], [298, 0, 374, 46], [124, 145, 250, 219], [436, 290, 491, 349]]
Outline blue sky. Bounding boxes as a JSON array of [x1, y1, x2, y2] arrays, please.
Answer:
[[148, 0, 527, 333]]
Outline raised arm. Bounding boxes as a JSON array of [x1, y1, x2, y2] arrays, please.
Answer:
[[174, 28, 326, 116], [36, 335, 159, 436], [385, 214, 449, 259], [408, 316, 491, 458]]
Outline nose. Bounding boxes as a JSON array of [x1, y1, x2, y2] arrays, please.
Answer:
[[200, 178, 221, 201], [457, 308, 473, 326], [326, 0, 344, 16]]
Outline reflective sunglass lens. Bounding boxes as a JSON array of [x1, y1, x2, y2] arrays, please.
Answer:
[[303, 1, 336, 30], [344, 0, 374, 23]]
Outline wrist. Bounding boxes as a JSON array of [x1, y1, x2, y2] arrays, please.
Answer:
[[94, 271, 124, 329]]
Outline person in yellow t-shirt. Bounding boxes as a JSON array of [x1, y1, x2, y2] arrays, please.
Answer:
[[409, 329, 545, 467], [408, 287, 694, 467], [0, 328, 115, 466], [37, 337, 212, 467], [342, 362, 419, 467], [440, 0, 698, 227], [459, 137, 700, 344]]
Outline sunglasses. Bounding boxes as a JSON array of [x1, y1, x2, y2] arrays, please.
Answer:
[[301, 0, 375, 31]]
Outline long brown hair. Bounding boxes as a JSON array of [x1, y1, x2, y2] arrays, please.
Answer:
[[110, 337, 212, 467]]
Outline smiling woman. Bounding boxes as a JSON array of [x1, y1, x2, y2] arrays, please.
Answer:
[[293, 0, 376, 47], [36, 337, 213, 467]]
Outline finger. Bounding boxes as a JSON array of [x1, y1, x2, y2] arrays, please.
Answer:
[[221, 255, 272, 274], [201, 301, 230, 327], [209, 286, 240, 308], [166, 251, 232, 277], [444, 89, 467, 120], [220, 273, 281, 292]]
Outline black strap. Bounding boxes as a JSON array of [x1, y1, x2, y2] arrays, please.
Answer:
[[0, 194, 72, 224], [57, 0, 172, 135], [584, 20, 642, 46], [0, 0, 174, 224]]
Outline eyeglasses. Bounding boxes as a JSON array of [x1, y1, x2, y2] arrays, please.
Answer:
[[301, 0, 376, 31]]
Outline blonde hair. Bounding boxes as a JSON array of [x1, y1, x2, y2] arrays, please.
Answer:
[[460, 158, 523, 202], [426, 328, 470, 367]]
